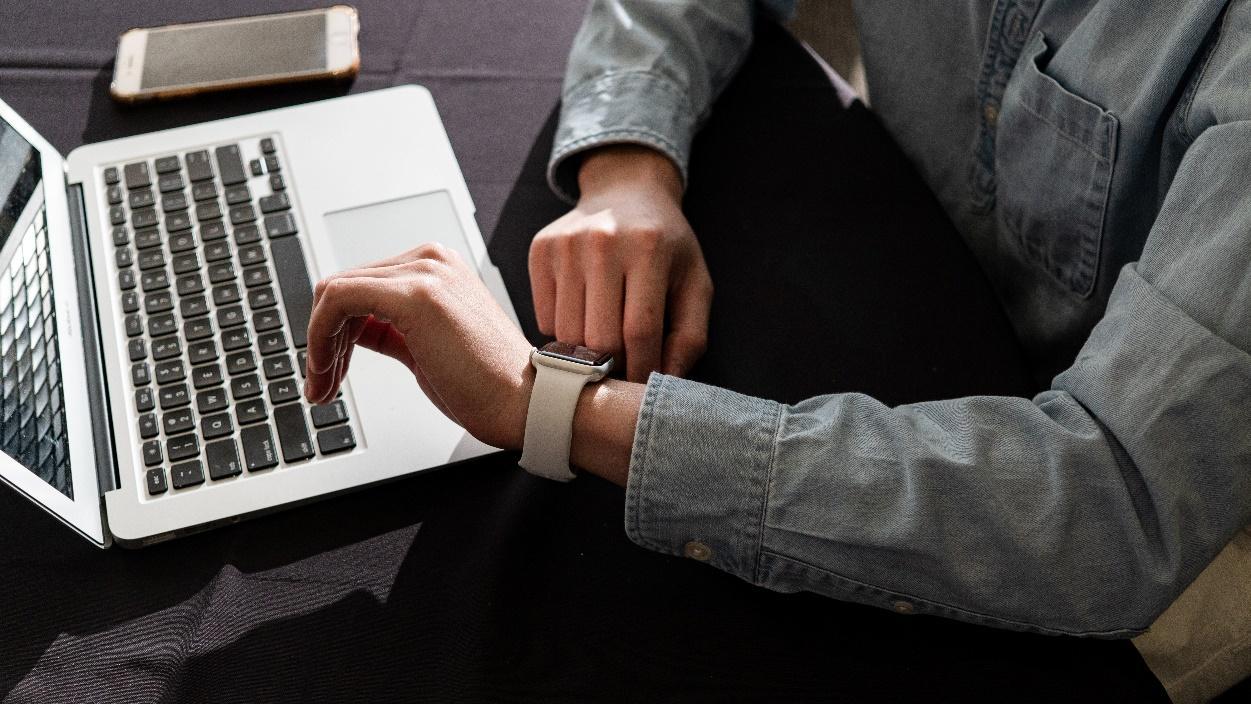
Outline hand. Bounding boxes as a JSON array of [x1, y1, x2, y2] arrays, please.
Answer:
[[303, 243, 534, 450], [529, 145, 713, 382]]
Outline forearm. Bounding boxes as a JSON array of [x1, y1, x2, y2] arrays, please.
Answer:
[[569, 379, 645, 487]]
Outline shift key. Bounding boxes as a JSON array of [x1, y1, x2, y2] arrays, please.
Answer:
[[274, 404, 315, 462], [270, 236, 314, 348]]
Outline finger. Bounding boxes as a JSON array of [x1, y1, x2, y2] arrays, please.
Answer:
[[662, 271, 712, 377], [528, 243, 557, 336], [583, 258, 624, 356], [354, 316, 415, 369], [553, 262, 586, 345], [306, 276, 413, 401], [622, 261, 668, 382]]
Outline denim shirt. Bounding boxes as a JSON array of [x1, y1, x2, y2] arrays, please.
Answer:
[[548, 0, 1251, 637]]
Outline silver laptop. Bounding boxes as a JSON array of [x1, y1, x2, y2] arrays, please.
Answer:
[[0, 85, 518, 547]]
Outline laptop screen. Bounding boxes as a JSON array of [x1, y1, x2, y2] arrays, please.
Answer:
[[0, 116, 74, 499]]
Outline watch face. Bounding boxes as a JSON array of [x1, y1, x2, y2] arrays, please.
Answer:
[[539, 341, 612, 366]]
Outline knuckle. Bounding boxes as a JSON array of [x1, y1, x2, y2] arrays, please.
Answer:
[[622, 323, 654, 347], [413, 241, 451, 261]]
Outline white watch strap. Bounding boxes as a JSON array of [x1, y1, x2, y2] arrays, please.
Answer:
[[519, 362, 593, 481]]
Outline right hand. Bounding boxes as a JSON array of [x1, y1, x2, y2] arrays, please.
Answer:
[[528, 145, 713, 382]]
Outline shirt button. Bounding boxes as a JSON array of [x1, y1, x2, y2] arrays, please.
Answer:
[[892, 600, 915, 615], [683, 540, 712, 561], [983, 103, 999, 127]]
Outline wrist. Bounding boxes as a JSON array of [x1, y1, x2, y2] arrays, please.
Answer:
[[577, 144, 683, 206], [569, 379, 645, 487]]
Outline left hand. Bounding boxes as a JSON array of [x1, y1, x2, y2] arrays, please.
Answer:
[[303, 242, 534, 450]]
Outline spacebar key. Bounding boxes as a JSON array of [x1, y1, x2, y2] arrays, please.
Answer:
[[270, 236, 314, 348]]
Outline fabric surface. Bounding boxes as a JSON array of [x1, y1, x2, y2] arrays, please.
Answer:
[[0, 2, 1180, 702]]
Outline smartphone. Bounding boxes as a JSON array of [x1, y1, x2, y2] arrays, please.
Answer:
[[110, 6, 360, 102]]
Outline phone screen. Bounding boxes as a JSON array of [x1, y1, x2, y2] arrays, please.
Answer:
[[141, 12, 327, 90]]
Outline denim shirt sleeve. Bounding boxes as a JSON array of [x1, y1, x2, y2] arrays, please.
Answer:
[[547, 0, 797, 202], [626, 114, 1251, 641]]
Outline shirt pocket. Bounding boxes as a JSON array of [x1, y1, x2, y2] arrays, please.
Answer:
[[995, 32, 1119, 298]]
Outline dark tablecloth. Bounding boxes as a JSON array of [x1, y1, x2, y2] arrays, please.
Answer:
[[0, 2, 1177, 702]]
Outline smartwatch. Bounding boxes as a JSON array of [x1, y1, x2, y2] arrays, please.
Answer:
[[519, 341, 614, 481]]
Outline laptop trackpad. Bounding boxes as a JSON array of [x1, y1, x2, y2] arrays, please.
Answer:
[[322, 190, 473, 272]]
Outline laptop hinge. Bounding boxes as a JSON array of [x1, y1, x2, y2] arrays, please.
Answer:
[[65, 182, 120, 495]]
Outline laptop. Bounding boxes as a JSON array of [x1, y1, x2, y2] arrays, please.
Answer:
[[0, 85, 518, 547]]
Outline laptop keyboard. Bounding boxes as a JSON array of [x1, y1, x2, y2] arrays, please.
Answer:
[[0, 205, 72, 497], [104, 137, 356, 498]]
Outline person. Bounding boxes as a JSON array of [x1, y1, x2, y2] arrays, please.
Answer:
[[302, 0, 1251, 639]]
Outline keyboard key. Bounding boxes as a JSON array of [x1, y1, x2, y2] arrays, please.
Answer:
[[200, 220, 228, 242], [248, 286, 277, 310], [270, 237, 313, 347], [192, 181, 218, 202], [222, 327, 251, 352], [253, 309, 282, 332], [128, 189, 155, 209], [138, 412, 159, 438], [154, 155, 181, 174], [121, 290, 140, 314], [238, 244, 266, 267], [197, 388, 229, 414], [123, 162, 151, 189], [180, 295, 209, 318], [195, 201, 222, 221], [224, 183, 252, 205], [257, 330, 286, 355], [163, 408, 194, 435], [127, 338, 147, 362], [242, 265, 271, 288], [144, 291, 173, 314], [131, 208, 158, 229], [268, 378, 300, 404], [234, 224, 262, 245], [212, 283, 241, 306], [159, 383, 190, 409], [206, 439, 242, 480], [157, 173, 185, 193], [112, 225, 129, 246], [184, 318, 214, 340], [259, 192, 290, 214], [231, 373, 262, 399], [109, 205, 126, 225], [260, 137, 276, 154], [165, 212, 193, 233], [176, 273, 205, 297], [236, 398, 268, 425], [203, 240, 231, 262], [192, 363, 224, 389], [169, 232, 197, 254], [269, 173, 285, 191], [240, 424, 279, 471], [162, 192, 189, 212], [135, 228, 162, 249], [140, 269, 170, 292], [264, 212, 298, 239], [142, 439, 162, 466], [215, 145, 247, 185], [208, 261, 236, 283], [226, 350, 256, 375], [172, 251, 200, 275], [154, 359, 186, 385], [216, 305, 245, 328], [137, 249, 165, 271], [263, 354, 294, 380], [229, 204, 256, 226], [119, 269, 137, 291], [104, 166, 120, 185], [171, 460, 204, 489], [264, 155, 281, 173], [148, 313, 176, 337], [145, 467, 167, 495], [151, 336, 181, 360], [115, 247, 133, 268], [298, 350, 308, 377], [131, 362, 151, 386], [135, 387, 155, 412], [274, 404, 314, 462], [107, 184, 124, 205], [249, 158, 264, 177], [310, 400, 349, 428], [317, 425, 355, 455], [188, 340, 218, 365], [201, 413, 234, 441], [185, 150, 214, 182], [125, 313, 143, 337]]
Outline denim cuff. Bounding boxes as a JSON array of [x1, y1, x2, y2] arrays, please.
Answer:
[[547, 70, 695, 203], [625, 373, 783, 584]]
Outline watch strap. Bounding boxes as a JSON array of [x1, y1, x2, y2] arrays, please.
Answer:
[[519, 362, 593, 481]]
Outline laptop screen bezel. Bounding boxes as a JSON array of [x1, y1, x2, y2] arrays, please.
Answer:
[[0, 97, 106, 546]]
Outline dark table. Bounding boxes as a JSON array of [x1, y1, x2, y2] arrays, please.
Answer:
[[0, 2, 1175, 702]]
